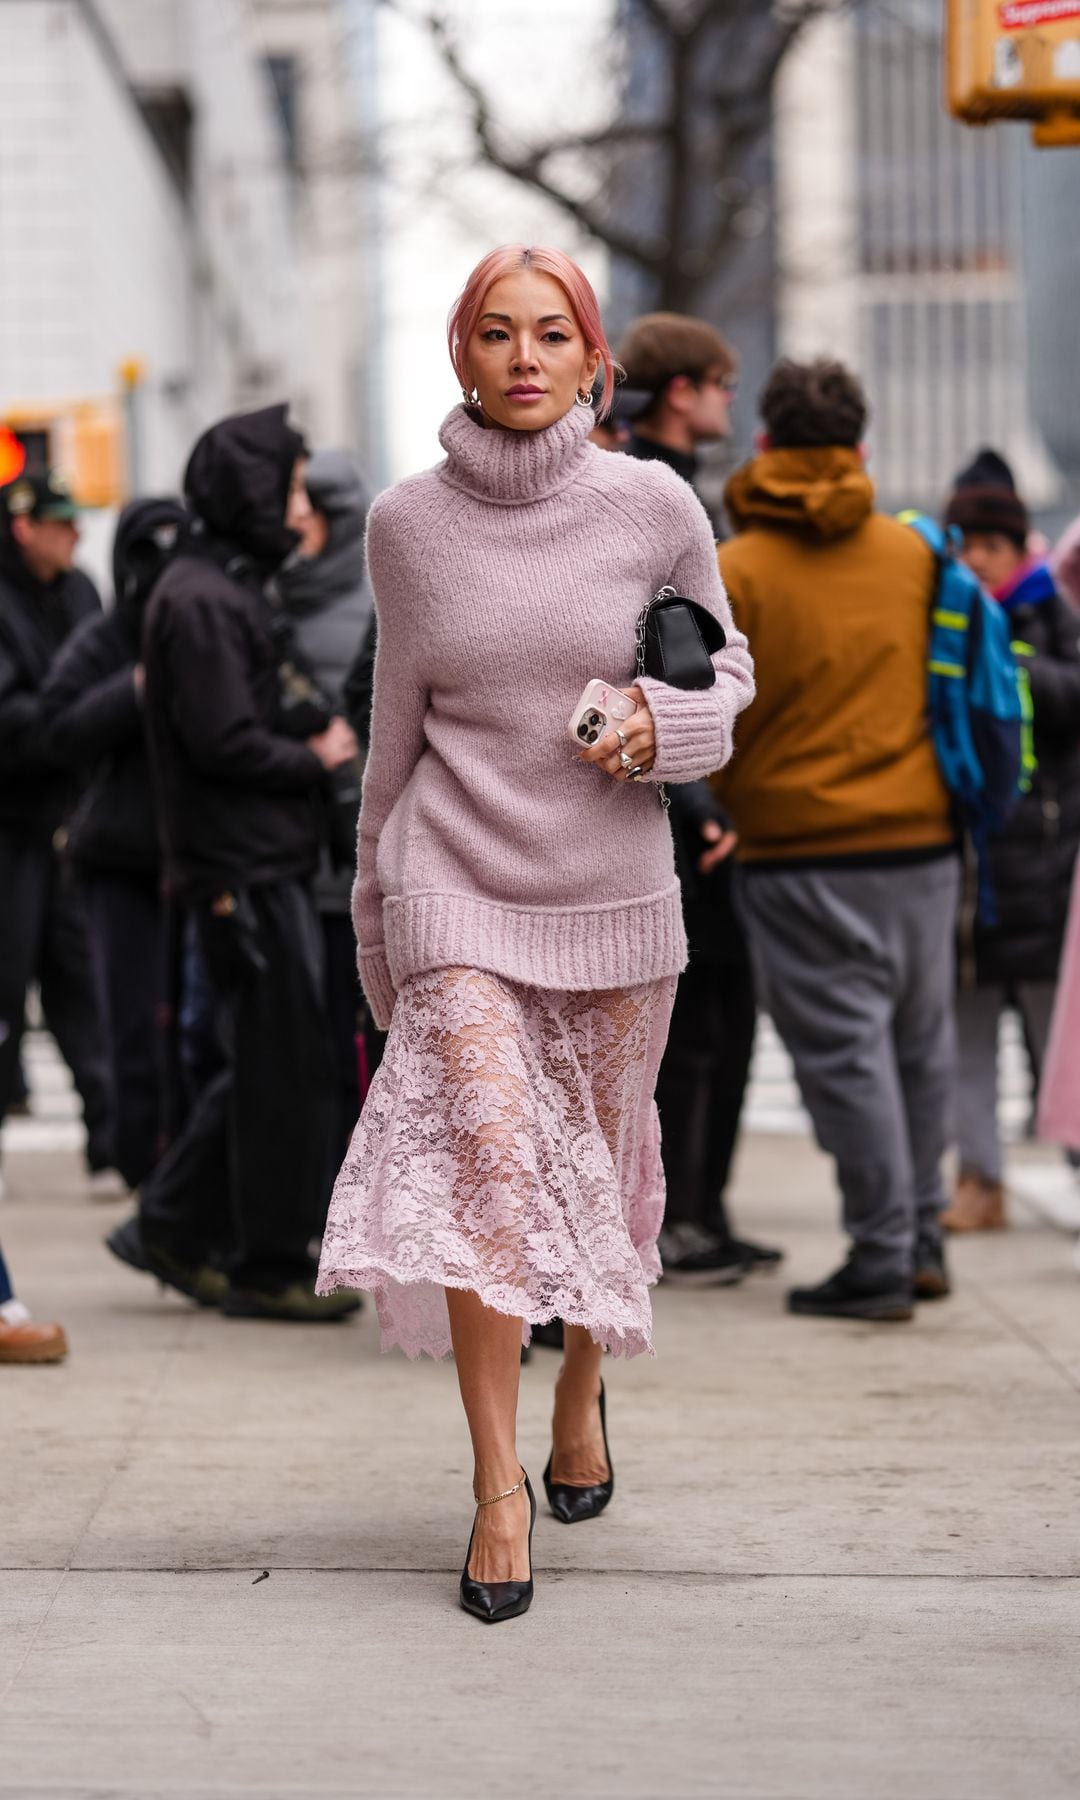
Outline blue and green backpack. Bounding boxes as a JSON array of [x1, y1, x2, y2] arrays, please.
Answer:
[[900, 512, 1033, 924]]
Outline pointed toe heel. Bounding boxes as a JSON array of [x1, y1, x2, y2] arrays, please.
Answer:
[[543, 1380, 614, 1524], [459, 1471, 536, 1624]]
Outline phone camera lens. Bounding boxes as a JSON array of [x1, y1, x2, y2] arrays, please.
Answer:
[[588, 711, 602, 727], [576, 722, 590, 740]]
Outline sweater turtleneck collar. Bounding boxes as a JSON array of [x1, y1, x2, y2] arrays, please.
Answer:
[[437, 401, 594, 506]]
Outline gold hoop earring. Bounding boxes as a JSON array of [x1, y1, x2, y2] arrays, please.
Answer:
[[462, 387, 481, 408]]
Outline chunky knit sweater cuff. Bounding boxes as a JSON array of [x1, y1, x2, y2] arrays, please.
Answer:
[[358, 945, 396, 1032], [637, 672, 739, 785]]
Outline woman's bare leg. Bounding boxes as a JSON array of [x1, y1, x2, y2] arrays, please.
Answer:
[[446, 1287, 531, 1581], [551, 1324, 610, 1485]]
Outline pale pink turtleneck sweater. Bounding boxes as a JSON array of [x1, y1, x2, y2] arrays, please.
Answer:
[[355, 402, 755, 1028]]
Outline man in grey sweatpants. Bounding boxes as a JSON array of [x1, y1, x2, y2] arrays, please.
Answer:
[[740, 861, 958, 1315], [715, 357, 961, 1320]]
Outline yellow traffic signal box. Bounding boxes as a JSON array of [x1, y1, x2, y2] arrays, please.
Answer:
[[1, 403, 125, 508], [947, 0, 1080, 141]]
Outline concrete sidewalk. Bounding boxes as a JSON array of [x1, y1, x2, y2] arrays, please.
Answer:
[[2, 1137, 1079, 1800]]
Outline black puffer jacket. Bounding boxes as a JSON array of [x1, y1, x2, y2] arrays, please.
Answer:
[[144, 406, 326, 902], [0, 534, 100, 839], [975, 568, 1080, 984], [41, 499, 188, 878]]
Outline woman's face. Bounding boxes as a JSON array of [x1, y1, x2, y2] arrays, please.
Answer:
[[465, 269, 602, 432]]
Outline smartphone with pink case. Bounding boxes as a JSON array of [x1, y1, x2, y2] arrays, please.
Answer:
[[568, 680, 636, 747]]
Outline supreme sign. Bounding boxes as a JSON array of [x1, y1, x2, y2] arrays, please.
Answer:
[[999, 0, 1080, 26]]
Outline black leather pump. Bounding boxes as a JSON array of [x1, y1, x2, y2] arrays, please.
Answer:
[[459, 1471, 536, 1624], [543, 1381, 614, 1524]]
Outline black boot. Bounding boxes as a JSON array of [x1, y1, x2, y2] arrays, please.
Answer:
[[788, 1254, 914, 1322], [704, 1198, 784, 1273], [720, 1235, 785, 1272], [658, 1224, 745, 1288], [106, 1215, 228, 1310]]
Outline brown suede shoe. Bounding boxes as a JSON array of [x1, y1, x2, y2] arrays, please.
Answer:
[[0, 1319, 69, 1364], [941, 1171, 1007, 1233]]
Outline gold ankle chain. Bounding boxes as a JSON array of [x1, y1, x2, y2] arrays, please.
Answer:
[[474, 1473, 525, 1507]]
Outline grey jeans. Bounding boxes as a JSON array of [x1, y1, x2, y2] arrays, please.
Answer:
[[740, 857, 960, 1277], [955, 982, 1056, 1184]]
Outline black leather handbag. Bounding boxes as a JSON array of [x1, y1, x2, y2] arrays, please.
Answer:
[[635, 585, 726, 690], [633, 586, 727, 809]]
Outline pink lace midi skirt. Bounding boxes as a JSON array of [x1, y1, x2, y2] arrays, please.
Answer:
[[316, 966, 677, 1360]]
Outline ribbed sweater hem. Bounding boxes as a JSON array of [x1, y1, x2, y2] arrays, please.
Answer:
[[381, 884, 688, 998]]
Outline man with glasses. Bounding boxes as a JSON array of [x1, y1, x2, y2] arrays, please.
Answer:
[[617, 312, 738, 482]]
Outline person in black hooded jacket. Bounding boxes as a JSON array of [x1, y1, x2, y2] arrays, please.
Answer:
[[0, 469, 115, 1181], [41, 498, 189, 1189], [106, 406, 362, 1323], [277, 449, 372, 1158]]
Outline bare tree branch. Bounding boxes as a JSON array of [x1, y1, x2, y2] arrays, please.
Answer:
[[414, 8, 670, 271], [382, 0, 864, 307]]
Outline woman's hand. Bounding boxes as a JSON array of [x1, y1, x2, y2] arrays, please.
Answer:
[[578, 684, 656, 783]]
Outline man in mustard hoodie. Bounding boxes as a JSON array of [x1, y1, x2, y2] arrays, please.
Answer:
[[716, 359, 959, 1321]]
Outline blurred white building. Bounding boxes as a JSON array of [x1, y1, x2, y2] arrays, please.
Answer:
[[776, 0, 1073, 520], [0, 0, 372, 572]]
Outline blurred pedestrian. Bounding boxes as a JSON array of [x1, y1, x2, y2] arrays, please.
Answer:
[[0, 1240, 67, 1364], [315, 245, 754, 1623], [940, 478, 1080, 1231], [0, 470, 116, 1189], [107, 406, 361, 1323], [618, 311, 738, 482], [41, 499, 188, 1191], [277, 450, 372, 1155], [615, 310, 780, 1285], [716, 358, 959, 1321]]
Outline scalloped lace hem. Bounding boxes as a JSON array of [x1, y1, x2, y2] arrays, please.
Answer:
[[316, 966, 676, 1362], [315, 1263, 660, 1361]]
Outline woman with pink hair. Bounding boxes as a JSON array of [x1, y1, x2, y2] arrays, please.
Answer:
[[316, 244, 755, 1621]]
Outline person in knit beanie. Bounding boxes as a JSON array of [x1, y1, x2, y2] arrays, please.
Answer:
[[314, 244, 755, 1624], [944, 482, 1031, 595], [941, 465, 1080, 1233]]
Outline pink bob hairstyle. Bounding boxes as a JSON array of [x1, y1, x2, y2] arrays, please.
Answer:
[[448, 245, 617, 419]]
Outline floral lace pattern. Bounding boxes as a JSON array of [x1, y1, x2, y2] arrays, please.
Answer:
[[317, 967, 677, 1360]]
